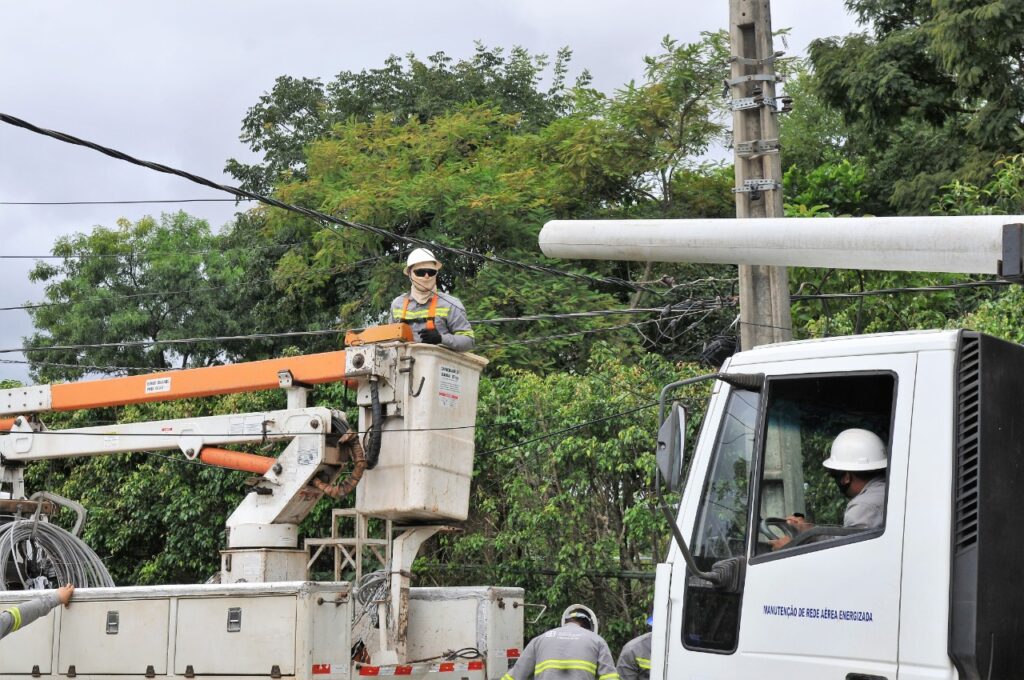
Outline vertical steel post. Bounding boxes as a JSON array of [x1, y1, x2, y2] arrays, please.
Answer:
[[730, 0, 793, 348]]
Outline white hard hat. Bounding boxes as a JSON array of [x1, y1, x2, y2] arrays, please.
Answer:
[[561, 604, 598, 635], [823, 428, 887, 472], [404, 248, 441, 275]]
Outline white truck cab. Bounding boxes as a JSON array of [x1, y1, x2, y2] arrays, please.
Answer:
[[653, 329, 1017, 680]]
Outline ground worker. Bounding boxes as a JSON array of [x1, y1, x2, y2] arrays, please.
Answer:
[[1, 584, 74, 641], [616, 617, 652, 680], [391, 248, 475, 352], [504, 604, 618, 680]]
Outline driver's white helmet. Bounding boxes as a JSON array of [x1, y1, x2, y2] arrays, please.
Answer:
[[404, 248, 441, 275], [823, 428, 887, 471]]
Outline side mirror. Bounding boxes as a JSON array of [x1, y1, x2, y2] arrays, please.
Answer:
[[656, 403, 686, 492]]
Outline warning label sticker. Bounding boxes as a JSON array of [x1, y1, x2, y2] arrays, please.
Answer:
[[145, 377, 171, 394], [438, 365, 462, 409]]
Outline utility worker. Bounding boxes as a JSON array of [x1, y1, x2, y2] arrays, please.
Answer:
[[616, 617, 652, 680], [391, 248, 474, 352], [1, 584, 74, 641], [771, 428, 887, 550], [504, 604, 618, 680]]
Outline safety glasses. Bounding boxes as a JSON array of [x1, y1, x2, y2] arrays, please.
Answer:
[[413, 268, 438, 277]]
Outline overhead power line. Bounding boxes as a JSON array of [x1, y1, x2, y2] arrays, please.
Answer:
[[2, 300, 729, 357], [0, 112, 655, 295], [0, 198, 249, 206]]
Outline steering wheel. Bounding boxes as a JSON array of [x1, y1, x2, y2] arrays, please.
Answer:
[[758, 516, 796, 541]]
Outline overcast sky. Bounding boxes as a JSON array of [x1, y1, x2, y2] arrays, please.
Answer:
[[0, 1, 861, 383]]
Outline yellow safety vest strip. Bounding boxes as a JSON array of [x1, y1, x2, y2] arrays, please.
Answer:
[[8, 606, 22, 631], [599, 673, 620, 680], [455, 329, 475, 337], [501, 674, 513, 680], [392, 308, 452, 320], [536, 659, 598, 673], [636, 658, 651, 670]]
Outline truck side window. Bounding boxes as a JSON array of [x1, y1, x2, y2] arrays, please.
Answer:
[[753, 373, 895, 557], [683, 387, 760, 653]]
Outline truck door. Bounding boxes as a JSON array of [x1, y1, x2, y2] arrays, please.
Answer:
[[669, 353, 914, 679]]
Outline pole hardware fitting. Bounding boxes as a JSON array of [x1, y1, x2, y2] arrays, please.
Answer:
[[732, 179, 781, 194], [729, 96, 779, 111], [735, 139, 780, 158], [726, 73, 783, 87], [998, 223, 1024, 279], [727, 51, 784, 66]]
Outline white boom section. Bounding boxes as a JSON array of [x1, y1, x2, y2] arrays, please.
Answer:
[[539, 215, 1024, 274], [0, 407, 335, 548]]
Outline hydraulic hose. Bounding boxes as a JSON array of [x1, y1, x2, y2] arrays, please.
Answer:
[[365, 379, 383, 469], [313, 430, 367, 499]]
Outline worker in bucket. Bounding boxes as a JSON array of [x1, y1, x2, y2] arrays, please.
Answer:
[[391, 248, 475, 351], [504, 604, 618, 680], [616, 616, 652, 680], [771, 428, 887, 550], [1, 584, 74, 641]]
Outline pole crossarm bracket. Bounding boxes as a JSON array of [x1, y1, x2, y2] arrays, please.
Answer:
[[727, 51, 785, 66], [726, 73, 783, 87], [735, 139, 780, 158], [732, 179, 781, 194]]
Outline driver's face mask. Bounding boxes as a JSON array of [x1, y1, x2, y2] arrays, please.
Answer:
[[830, 469, 852, 497]]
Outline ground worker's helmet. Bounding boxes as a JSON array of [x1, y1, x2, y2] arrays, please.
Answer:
[[561, 604, 598, 635], [822, 428, 887, 471], [404, 248, 442, 275]]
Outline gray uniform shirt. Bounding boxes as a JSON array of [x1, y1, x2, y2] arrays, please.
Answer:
[[844, 476, 886, 529], [504, 624, 619, 680], [616, 632, 652, 680], [390, 292, 475, 352], [1, 591, 60, 640]]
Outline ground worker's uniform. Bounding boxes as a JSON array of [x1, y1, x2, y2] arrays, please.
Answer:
[[616, 632, 651, 680], [390, 292, 475, 352], [1, 591, 60, 640], [504, 624, 619, 680]]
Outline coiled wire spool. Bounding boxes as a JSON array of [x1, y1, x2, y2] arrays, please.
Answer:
[[0, 515, 114, 589]]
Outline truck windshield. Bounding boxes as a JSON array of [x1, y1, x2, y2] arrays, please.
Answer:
[[691, 387, 760, 560]]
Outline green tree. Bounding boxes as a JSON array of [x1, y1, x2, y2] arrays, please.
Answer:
[[25, 213, 261, 381], [807, 0, 1024, 213], [225, 45, 589, 195], [426, 344, 710, 650]]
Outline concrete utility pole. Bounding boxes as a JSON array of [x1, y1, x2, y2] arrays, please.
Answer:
[[729, 0, 793, 348]]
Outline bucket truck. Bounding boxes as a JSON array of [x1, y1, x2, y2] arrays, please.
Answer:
[[0, 326, 523, 680]]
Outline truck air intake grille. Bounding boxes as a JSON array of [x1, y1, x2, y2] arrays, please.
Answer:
[[954, 335, 981, 553]]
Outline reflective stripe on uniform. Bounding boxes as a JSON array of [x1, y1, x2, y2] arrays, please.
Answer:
[[599, 674, 620, 680], [392, 308, 452, 320], [7, 606, 22, 631], [501, 674, 514, 680], [454, 329, 475, 337], [536, 659, 598, 674], [636, 658, 651, 670]]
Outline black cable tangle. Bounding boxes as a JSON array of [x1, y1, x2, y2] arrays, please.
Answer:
[[0, 112, 657, 295]]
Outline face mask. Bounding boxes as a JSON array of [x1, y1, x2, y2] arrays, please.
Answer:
[[831, 470, 852, 496]]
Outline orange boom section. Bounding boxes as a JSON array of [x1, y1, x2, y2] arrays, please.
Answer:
[[199, 447, 277, 474], [49, 351, 349, 412]]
